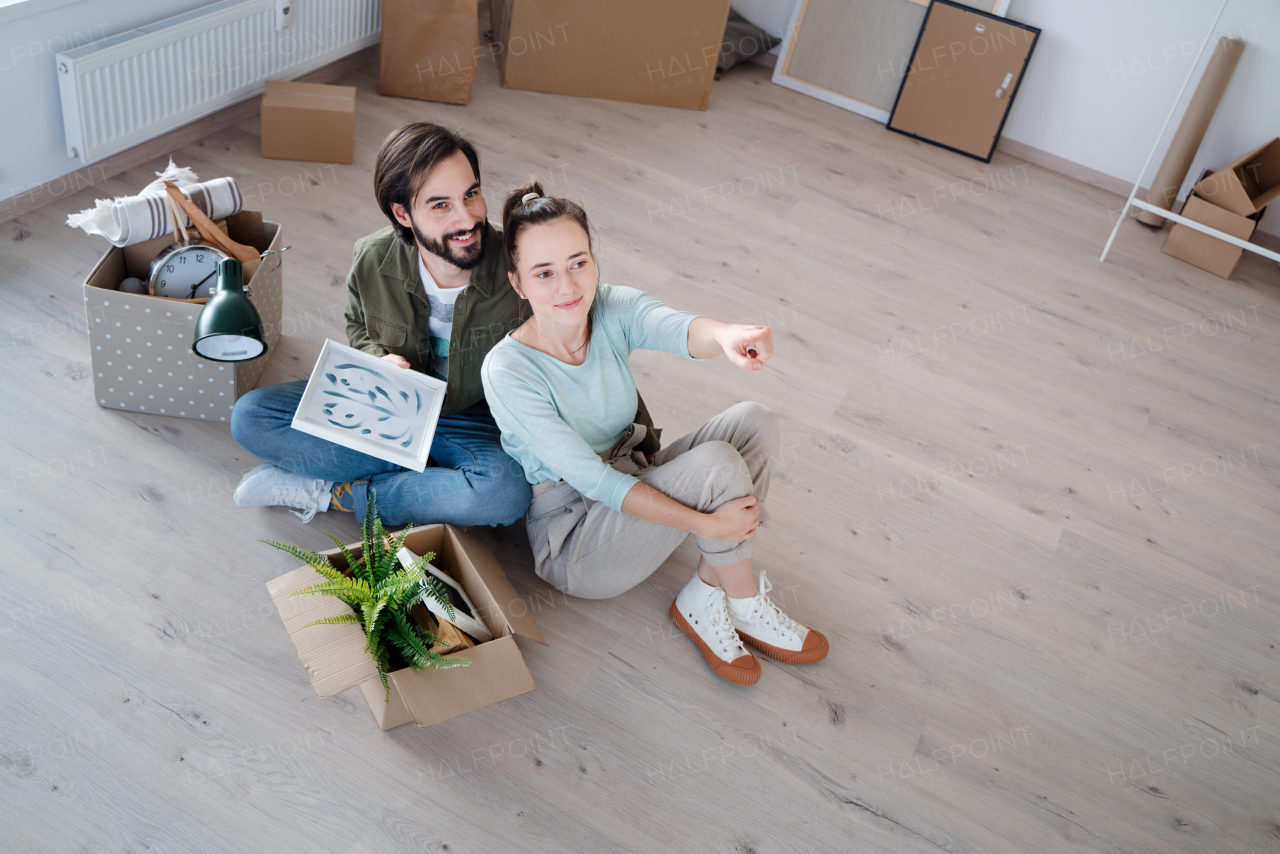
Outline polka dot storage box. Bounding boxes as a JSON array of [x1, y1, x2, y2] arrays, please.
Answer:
[[82, 211, 283, 422]]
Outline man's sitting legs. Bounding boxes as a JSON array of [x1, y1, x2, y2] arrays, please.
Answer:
[[229, 381, 530, 526]]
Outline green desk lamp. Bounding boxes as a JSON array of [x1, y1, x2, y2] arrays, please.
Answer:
[[193, 257, 267, 362]]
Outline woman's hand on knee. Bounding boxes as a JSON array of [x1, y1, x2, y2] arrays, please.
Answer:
[[696, 494, 761, 542]]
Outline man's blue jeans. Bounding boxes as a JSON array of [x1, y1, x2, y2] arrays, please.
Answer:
[[230, 380, 531, 528]]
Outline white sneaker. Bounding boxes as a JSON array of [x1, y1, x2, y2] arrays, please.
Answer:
[[233, 464, 333, 523], [669, 573, 760, 686], [727, 570, 829, 664]]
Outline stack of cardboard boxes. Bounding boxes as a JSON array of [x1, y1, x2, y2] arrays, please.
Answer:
[[1162, 138, 1280, 278]]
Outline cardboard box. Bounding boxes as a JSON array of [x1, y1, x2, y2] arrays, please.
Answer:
[[1161, 193, 1260, 279], [83, 211, 282, 422], [261, 80, 356, 164], [379, 0, 479, 105], [1193, 137, 1280, 218], [267, 524, 547, 730], [493, 0, 733, 111]]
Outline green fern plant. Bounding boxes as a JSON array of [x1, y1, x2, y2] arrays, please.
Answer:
[[259, 489, 471, 702]]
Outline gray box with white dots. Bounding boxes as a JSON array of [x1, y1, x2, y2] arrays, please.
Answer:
[[82, 212, 282, 423]]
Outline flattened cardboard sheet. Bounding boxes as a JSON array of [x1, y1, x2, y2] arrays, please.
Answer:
[[267, 566, 380, 698]]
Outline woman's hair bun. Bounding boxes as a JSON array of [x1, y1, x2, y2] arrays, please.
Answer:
[[501, 179, 593, 271]]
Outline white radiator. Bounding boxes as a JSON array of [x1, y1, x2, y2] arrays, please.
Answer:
[[55, 0, 381, 165]]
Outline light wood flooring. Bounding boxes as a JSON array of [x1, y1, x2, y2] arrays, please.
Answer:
[[2, 48, 1278, 854]]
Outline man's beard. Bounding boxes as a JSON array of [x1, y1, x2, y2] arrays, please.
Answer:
[[412, 217, 484, 270]]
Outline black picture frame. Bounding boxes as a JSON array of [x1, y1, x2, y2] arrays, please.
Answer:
[[886, 0, 1041, 163]]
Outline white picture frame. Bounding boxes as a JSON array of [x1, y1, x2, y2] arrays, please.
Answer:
[[397, 547, 494, 643], [291, 339, 446, 472]]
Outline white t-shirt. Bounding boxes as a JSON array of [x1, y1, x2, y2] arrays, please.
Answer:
[[417, 253, 464, 381]]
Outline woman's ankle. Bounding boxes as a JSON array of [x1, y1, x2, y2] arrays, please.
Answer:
[[696, 556, 757, 598], [695, 554, 727, 589]]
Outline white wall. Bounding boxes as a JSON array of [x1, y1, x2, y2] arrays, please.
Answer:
[[732, 0, 798, 53], [1005, 0, 1279, 236], [0, 0, 211, 204]]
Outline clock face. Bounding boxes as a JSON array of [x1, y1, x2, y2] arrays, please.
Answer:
[[150, 245, 223, 299]]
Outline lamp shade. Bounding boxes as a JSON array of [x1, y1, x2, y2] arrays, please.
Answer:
[[193, 258, 267, 362]]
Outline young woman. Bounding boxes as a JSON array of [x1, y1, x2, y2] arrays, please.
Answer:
[[480, 182, 828, 686]]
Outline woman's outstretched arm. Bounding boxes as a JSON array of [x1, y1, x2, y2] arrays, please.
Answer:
[[686, 317, 775, 369]]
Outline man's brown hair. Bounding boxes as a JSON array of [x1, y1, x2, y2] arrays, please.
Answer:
[[374, 122, 481, 245]]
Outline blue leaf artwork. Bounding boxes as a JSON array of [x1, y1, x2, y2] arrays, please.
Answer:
[[305, 356, 431, 454]]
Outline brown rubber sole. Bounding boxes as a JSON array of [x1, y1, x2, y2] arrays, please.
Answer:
[[669, 600, 761, 686], [737, 627, 830, 664]]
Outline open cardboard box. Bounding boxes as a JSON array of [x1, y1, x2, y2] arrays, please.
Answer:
[[267, 524, 547, 730], [1162, 173, 1265, 279], [83, 211, 282, 421], [1193, 137, 1280, 218]]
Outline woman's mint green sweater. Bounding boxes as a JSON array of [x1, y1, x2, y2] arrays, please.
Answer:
[[480, 284, 701, 512]]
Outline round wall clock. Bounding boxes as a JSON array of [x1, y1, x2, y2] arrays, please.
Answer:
[[148, 241, 229, 300]]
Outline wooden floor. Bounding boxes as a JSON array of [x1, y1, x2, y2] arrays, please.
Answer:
[[2, 49, 1278, 854]]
